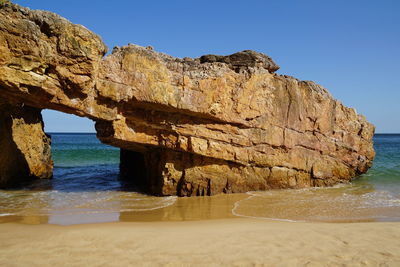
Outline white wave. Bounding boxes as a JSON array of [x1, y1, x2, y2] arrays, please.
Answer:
[[118, 196, 178, 212], [0, 213, 14, 217], [5, 195, 178, 217], [231, 195, 302, 223]]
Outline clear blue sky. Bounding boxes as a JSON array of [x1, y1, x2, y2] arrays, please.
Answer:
[[14, 0, 400, 133]]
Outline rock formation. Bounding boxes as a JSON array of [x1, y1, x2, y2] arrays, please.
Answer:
[[0, 99, 52, 187], [0, 3, 375, 195]]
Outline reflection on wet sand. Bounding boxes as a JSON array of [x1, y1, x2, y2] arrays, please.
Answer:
[[3, 133, 400, 225], [119, 193, 246, 222], [233, 187, 400, 223], [1, 215, 48, 225], [1, 179, 400, 225], [0, 189, 50, 224], [0, 192, 247, 225]]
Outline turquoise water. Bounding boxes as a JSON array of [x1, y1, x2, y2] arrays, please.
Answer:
[[50, 133, 121, 191], [0, 133, 399, 224], [49, 133, 400, 195], [0, 133, 178, 224], [233, 134, 400, 222], [358, 134, 400, 195], [52, 133, 120, 167]]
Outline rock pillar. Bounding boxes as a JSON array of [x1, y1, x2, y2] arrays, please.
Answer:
[[0, 100, 52, 187]]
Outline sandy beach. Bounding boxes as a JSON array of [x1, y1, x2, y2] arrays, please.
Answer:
[[0, 1, 399, 267], [1, 219, 399, 266]]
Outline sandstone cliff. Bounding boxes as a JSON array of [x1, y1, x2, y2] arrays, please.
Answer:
[[0, 3, 375, 195]]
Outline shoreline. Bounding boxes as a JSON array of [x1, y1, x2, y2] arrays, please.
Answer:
[[2, 186, 400, 225], [1, 218, 399, 266]]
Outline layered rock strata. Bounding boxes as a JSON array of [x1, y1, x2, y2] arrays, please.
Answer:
[[0, 3, 375, 195]]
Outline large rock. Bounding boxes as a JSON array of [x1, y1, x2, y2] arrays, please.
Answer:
[[0, 3, 375, 195], [0, 99, 52, 187]]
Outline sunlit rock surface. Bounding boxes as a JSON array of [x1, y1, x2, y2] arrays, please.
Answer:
[[0, 3, 375, 195], [0, 99, 52, 187]]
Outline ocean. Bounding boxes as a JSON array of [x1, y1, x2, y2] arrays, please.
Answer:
[[0, 133, 399, 225]]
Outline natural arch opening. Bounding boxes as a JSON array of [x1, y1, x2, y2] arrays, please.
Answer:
[[42, 110, 96, 133], [0, 107, 166, 225], [39, 110, 147, 193]]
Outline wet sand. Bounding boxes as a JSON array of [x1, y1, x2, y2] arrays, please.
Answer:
[[2, 186, 400, 225], [1, 219, 400, 266]]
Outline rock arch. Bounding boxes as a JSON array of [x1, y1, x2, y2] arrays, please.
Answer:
[[0, 4, 375, 196]]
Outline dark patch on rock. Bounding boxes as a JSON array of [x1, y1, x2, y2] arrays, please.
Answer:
[[199, 50, 280, 73]]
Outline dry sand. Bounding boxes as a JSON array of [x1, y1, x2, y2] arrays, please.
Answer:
[[0, 219, 400, 267], [1, 219, 400, 266]]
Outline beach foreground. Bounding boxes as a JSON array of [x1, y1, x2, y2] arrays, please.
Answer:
[[1, 219, 399, 266]]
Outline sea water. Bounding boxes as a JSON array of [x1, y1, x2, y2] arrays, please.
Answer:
[[0, 133, 178, 225], [0, 133, 399, 224], [233, 134, 400, 222]]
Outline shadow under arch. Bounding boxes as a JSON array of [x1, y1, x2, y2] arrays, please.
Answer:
[[11, 109, 147, 193]]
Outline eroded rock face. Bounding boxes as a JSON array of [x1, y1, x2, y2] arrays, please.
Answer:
[[96, 45, 375, 195], [0, 99, 52, 187], [0, 4, 375, 195]]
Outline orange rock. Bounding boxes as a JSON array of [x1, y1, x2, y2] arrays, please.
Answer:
[[0, 100, 52, 187], [0, 3, 375, 195]]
